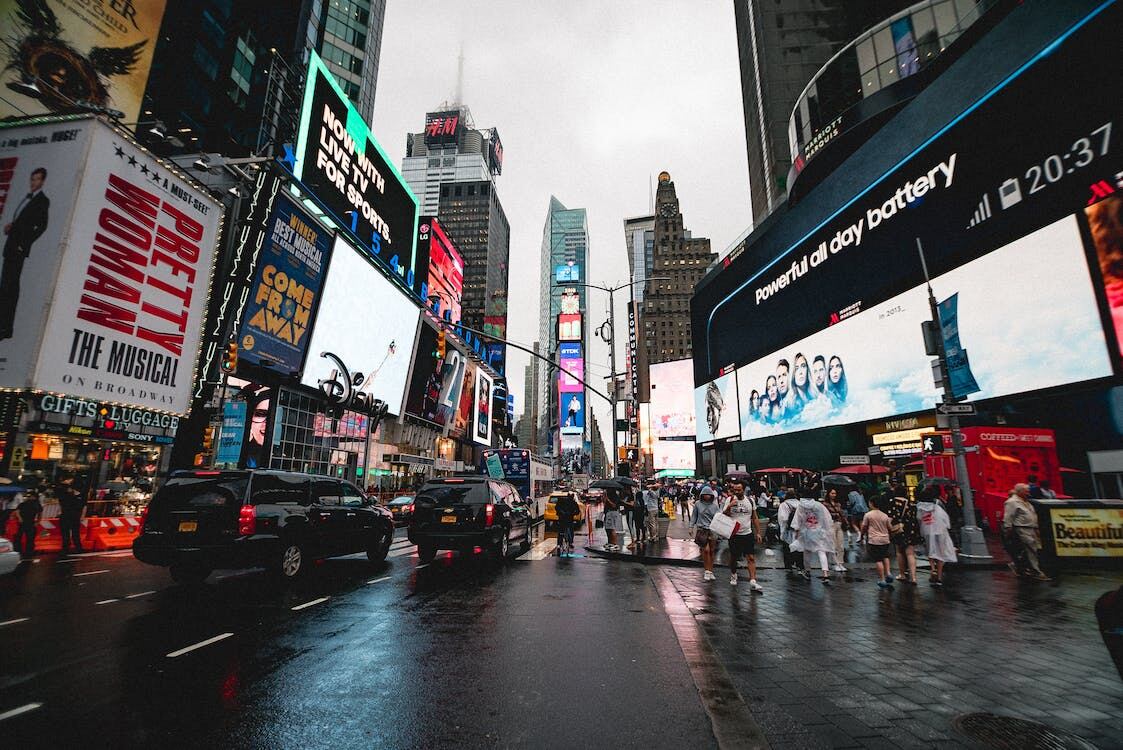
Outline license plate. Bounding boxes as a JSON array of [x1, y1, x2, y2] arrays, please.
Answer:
[[178, 520, 198, 533], [441, 515, 457, 524]]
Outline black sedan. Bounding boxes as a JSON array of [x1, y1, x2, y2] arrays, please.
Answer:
[[386, 495, 415, 526]]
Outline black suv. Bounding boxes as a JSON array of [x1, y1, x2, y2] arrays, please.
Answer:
[[133, 469, 395, 583], [408, 476, 532, 563]]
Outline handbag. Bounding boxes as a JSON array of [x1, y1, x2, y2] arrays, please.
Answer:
[[694, 528, 711, 547], [595, 517, 604, 529], [708, 513, 740, 539]]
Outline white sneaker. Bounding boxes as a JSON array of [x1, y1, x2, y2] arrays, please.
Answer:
[[703, 570, 715, 581], [730, 573, 738, 585], [749, 580, 764, 594], [833, 564, 847, 572]]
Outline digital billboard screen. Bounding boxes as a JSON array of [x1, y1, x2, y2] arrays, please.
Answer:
[[300, 237, 421, 415], [237, 194, 332, 374], [560, 392, 585, 435], [649, 359, 695, 438], [654, 439, 696, 472], [556, 264, 580, 283], [697, 8, 1121, 439], [425, 110, 462, 146], [487, 129, 504, 175], [558, 313, 582, 342], [473, 368, 493, 445], [293, 52, 418, 284], [694, 371, 739, 443], [415, 218, 464, 322], [404, 323, 469, 428]]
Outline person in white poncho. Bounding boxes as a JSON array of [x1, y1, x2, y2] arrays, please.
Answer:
[[790, 488, 834, 581], [917, 486, 957, 587]]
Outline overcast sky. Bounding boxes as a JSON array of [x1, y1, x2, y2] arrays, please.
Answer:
[[372, 0, 751, 451]]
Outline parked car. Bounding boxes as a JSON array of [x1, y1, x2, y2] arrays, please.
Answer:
[[133, 469, 395, 583], [544, 491, 585, 529], [407, 476, 532, 563], [0, 537, 20, 575], [386, 495, 414, 526]]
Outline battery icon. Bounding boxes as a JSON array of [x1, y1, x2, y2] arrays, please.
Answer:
[[998, 178, 1022, 209]]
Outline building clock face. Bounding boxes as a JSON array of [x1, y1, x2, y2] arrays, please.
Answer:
[[659, 203, 676, 218]]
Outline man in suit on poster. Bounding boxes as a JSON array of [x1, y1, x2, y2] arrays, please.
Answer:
[[1, 167, 50, 340]]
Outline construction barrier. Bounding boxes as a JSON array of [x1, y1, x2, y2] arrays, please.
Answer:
[[86, 516, 142, 551]]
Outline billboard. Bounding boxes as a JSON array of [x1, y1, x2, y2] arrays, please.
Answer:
[[487, 129, 503, 175], [453, 360, 476, 438], [694, 371, 739, 443], [0, 118, 221, 414], [425, 110, 461, 146], [414, 217, 464, 322], [293, 52, 418, 285], [555, 264, 580, 283], [0, 0, 167, 123], [300, 236, 421, 416], [1087, 194, 1123, 358], [654, 439, 695, 472], [404, 323, 468, 427], [735, 216, 1110, 439], [558, 313, 582, 342], [649, 358, 695, 438], [473, 367, 493, 445], [698, 8, 1123, 400], [560, 290, 580, 315], [559, 341, 583, 393], [236, 194, 332, 374], [560, 392, 585, 434]]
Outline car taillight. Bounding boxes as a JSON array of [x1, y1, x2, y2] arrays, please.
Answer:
[[138, 505, 149, 533], [406, 504, 413, 515], [238, 504, 256, 536], [485, 503, 495, 527]]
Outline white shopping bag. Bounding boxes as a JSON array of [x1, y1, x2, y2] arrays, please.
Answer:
[[708, 513, 740, 539]]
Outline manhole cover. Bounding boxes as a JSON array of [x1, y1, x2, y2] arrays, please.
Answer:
[[953, 713, 1098, 750]]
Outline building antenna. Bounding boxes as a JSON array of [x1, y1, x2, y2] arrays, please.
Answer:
[[455, 45, 465, 105]]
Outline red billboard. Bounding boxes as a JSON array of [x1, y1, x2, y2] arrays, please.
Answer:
[[415, 217, 464, 322], [425, 110, 462, 146]]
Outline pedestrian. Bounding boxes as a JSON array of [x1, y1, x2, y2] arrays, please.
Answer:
[[917, 487, 956, 586], [677, 484, 691, 526], [554, 491, 580, 557], [888, 485, 921, 585], [643, 483, 660, 543], [603, 488, 624, 552], [846, 486, 868, 545], [56, 475, 86, 554], [791, 487, 834, 581], [722, 479, 764, 592], [1003, 483, 1050, 581], [1039, 480, 1057, 499], [689, 485, 721, 581], [945, 485, 965, 549], [861, 496, 895, 588], [777, 487, 802, 573], [628, 487, 647, 548], [822, 487, 847, 572], [15, 488, 42, 558]]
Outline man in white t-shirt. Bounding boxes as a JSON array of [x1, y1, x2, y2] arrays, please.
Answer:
[[723, 480, 764, 592]]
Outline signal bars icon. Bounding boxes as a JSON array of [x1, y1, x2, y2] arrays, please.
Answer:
[[967, 193, 992, 229]]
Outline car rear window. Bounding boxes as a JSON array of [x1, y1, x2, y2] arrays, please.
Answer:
[[417, 483, 490, 505], [153, 477, 248, 508]]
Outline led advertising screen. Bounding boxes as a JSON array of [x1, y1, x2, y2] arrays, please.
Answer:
[[559, 342, 583, 393], [0, 0, 167, 123], [558, 313, 582, 342], [649, 359, 696, 438], [404, 323, 468, 428], [293, 52, 418, 283], [736, 216, 1110, 439], [453, 360, 476, 438], [301, 237, 421, 415], [654, 439, 696, 472], [236, 194, 332, 374], [414, 218, 464, 322], [556, 264, 580, 283], [697, 10, 1122, 433], [560, 291, 581, 315], [1087, 194, 1123, 358], [694, 371, 739, 443], [560, 392, 585, 434], [487, 129, 504, 175], [0, 119, 222, 415], [473, 368, 493, 445], [425, 110, 462, 146]]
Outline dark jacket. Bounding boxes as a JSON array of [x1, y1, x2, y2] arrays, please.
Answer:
[[57, 486, 86, 517], [554, 494, 579, 524], [4, 191, 49, 258], [17, 496, 42, 524]]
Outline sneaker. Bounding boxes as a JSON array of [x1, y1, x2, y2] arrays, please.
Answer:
[[749, 580, 764, 594], [883, 577, 895, 587], [932, 579, 943, 587], [832, 564, 847, 572], [877, 581, 892, 589], [703, 570, 715, 582], [730, 573, 738, 585], [801, 569, 812, 580]]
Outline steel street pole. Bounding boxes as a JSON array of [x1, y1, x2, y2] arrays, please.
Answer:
[[917, 238, 990, 560], [608, 290, 618, 478]]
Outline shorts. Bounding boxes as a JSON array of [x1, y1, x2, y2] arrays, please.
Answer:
[[604, 510, 624, 532], [729, 533, 756, 557], [867, 543, 892, 561]]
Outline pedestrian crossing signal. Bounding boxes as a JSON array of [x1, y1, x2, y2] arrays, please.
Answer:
[[436, 329, 446, 359], [221, 340, 238, 373]]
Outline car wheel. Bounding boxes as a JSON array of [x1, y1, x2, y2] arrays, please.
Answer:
[[418, 544, 437, 563], [493, 530, 510, 561], [367, 527, 393, 563], [276, 540, 307, 580], [169, 564, 210, 584]]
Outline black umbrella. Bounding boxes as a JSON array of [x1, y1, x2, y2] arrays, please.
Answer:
[[821, 473, 858, 488], [590, 478, 624, 490], [724, 471, 752, 482], [614, 476, 640, 488]]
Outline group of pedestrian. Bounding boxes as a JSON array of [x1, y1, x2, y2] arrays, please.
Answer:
[[7, 475, 86, 558], [854, 484, 958, 588], [688, 479, 765, 592]]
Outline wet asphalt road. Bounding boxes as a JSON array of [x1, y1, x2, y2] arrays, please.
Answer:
[[0, 530, 718, 748]]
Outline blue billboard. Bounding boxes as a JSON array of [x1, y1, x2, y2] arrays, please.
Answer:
[[559, 342, 582, 360], [556, 264, 581, 283], [237, 195, 332, 374]]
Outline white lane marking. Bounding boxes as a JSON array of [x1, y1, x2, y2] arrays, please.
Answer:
[[0, 617, 30, 627], [366, 576, 391, 584], [291, 596, 329, 611], [73, 569, 109, 577], [126, 590, 155, 599], [98, 551, 134, 558], [414, 563, 429, 570], [167, 633, 234, 658], [388, 546, 416, 558], [518, 537, 558, 561], [0, 702, 43, 722], [95, 599, 120, 606], [390, 538, 411, 548], [56, 558, 79, 563]]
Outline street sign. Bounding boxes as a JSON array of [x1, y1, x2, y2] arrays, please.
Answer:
[[839, 455, 871, 465], [922, 434, 945, 454], [867, 446, 883, 456], [936, 402, 976, 415]]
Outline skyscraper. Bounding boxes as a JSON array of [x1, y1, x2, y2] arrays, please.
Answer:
[[401, 106, 503, 215], [733, 0, 915, 224], [517, 341, 542, 453]]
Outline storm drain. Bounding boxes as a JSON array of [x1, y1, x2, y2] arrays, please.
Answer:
[[952, 713, 1098, 750]]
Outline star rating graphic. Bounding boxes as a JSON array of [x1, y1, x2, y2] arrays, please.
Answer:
[[112, 141, 166, 184]]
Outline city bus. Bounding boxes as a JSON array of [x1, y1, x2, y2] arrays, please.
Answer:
[[480, 449, 555, 520]]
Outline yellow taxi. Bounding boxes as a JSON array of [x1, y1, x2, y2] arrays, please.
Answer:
[[543, 491, 584, 527]]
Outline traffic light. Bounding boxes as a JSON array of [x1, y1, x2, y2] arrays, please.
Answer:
[[435, 329, 446, 359], [221, 339, 238, 373], [202, 426, 215, 452], [617, 446, 638, 462]]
